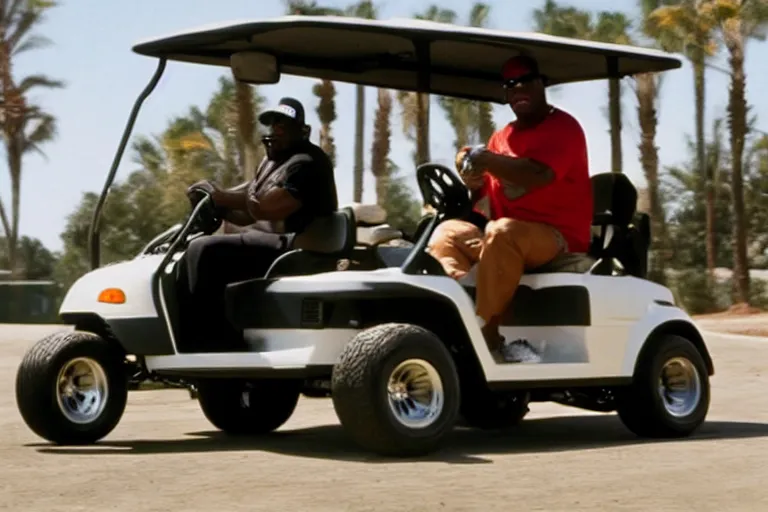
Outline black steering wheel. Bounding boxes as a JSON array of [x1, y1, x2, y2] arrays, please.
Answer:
[[416, 163, 472, 219], [187, 188, 223, 235]]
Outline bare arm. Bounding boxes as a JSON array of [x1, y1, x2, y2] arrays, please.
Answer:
[[471, 151, 555, 192], [212, 182, 254, 226]]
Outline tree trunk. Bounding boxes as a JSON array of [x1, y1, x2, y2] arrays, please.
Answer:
[[371, 89, 392, 206], [693, 59, 715, 276], [636, 72, 667, 285], [416, 93, 431, 165], [353, 84, 365, 203], [7, 144, 21, 278], [608, 78, 622, 173], [727, 33, 749, 305], [235, 81, 257, 182]]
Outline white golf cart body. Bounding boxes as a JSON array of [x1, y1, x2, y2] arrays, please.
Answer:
[[58, 16, 711, 390], [61, 17, 713, 387], [14, 15, 715, 455]]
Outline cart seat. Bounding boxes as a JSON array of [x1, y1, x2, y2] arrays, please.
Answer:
[[342, 202, 404, 247], [292, 207, 356, 254], [287, 202, 406, 255], [457, 251, 596, 287], [588, 172, 649, 277]]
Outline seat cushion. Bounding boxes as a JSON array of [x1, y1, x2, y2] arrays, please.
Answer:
[[357, 224, 403, 246], [526, 252, 596, 274], [457, 252, 595, 287], [342, 202, 388, 226]]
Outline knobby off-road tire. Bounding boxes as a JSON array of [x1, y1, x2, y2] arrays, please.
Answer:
[[331, 323, 460, 457], [459, 390, 530, 430], [15, 330, 128, 445], [196, 378, 301, 435], [617, 334, 710, 438]]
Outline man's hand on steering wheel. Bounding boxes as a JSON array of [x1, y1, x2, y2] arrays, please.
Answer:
[[186, 179, 220, 205]]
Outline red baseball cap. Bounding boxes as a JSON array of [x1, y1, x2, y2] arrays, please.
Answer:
[[501, 55, 541, 81]]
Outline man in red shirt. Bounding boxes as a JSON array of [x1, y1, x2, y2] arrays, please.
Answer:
[[428, 55, 593, 362]]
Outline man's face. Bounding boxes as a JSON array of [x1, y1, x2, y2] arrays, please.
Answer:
[[262, 116, 302, 158], [504, 73, 546, 118]]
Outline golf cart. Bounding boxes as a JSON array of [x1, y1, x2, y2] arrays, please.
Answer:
[[15, 16, 713, 457]]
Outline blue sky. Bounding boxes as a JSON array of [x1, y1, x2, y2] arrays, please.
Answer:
[[3, 0, 768, 253]]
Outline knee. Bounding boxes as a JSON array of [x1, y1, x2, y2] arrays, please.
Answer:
[[429, 220, 481, 248], [185, 235, 222, 267], [484, 219, 532, 253]]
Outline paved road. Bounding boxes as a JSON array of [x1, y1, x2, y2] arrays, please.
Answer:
[[2, 324, 768, 511]]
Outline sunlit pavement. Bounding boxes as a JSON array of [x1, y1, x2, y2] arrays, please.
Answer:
[[2, 323, 767, 512]]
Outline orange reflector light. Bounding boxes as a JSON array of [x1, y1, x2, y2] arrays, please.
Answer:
[[98, 288, 126, 304]]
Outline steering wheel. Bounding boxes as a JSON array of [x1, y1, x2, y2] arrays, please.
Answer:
[[187, 188, 223, 235], [416, 163, 472, 219]]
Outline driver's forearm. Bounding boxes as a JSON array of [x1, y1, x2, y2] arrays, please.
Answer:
[[475, 153, 554, 190], [223, 209, 253, 226], [212, 190, 248, 211]]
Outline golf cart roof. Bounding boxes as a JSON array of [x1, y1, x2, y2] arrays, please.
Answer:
[[133, 15, 683, 103]]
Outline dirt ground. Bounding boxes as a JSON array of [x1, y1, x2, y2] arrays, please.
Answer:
[[3, 324, 768, 511], [694, 304, 768, 337]]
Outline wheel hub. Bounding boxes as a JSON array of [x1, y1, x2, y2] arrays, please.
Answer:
[[386, 359, 444, 429], [657, 356, 701, 418], [56, 357, 109, 424]]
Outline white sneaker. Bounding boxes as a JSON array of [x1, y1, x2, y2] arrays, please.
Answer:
[[500, 338, 543, 363]]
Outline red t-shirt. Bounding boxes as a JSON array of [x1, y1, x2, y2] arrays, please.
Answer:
[[472, 108, 593, 253]]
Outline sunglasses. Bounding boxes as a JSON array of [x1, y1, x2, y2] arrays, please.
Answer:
[[502, 73, 542, 88]]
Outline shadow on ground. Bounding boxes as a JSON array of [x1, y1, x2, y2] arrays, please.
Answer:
[[29, 415, 768, 464]]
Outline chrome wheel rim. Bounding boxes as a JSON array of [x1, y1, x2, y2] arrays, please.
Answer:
[[386, 359, 444, 429], [56, 357, 109, 424], [657, 356, 701, 418]]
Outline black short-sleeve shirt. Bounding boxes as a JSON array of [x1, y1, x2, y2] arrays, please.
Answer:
[[248, 140, 338, 234]]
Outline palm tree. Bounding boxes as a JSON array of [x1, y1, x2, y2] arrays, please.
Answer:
[[633, 0, 673, 283], [234, 80, 259, 181], [645, 0, 719, 275], [533, 0, 631, 173], [438, 3, 497, 151], [398, 5, 457, 166], [711, 0, 768, 305], [371, 88, 392, 205], [285, 1, 343, 167], [345, 1, 377, 203], [0, 0, 63, 277], [634, 71, 669, 282]]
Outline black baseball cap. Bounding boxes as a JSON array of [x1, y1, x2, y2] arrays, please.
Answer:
[[258, 97, 306, 126]]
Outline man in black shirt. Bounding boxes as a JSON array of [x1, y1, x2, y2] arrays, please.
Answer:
[[175, 97, 338, 352]]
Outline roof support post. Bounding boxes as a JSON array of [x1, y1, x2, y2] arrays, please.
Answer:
[[89, 57, 167, 270], [607, 55, 622, 174], [414, 40, 431, 166]]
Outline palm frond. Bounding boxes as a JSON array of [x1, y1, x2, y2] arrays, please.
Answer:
[[17, 73, 64, 93], [11, 34, 51, 55]]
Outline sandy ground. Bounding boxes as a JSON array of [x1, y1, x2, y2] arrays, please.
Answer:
[[2, 324, 768, 511], [694, 308, 768, 337]]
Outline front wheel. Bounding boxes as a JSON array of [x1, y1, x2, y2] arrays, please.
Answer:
[[15, 330, 128, 444], [196, 378, 301, 435], [617, 334, 710, 438], [331, 323, 460, 457]]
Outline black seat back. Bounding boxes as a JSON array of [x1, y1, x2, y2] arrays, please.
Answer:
[[589, 173, 649, 277], [292, 207, 356, 255]]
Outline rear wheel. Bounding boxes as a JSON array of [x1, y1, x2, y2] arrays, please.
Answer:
[[331, 323, 460, 457], [617, 334, 710, 438], [15, 330, 128, 444], [196, 378, 301, 435]]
